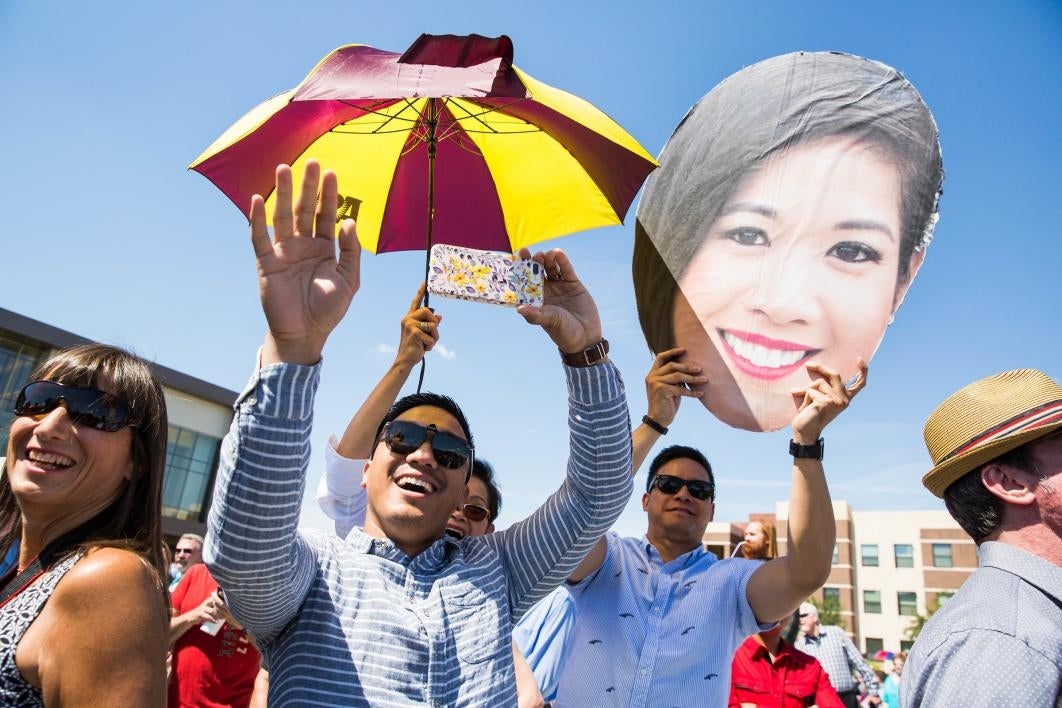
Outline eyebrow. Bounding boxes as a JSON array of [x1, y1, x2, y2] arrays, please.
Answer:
[[720, 202, 776, 218], [835, 219, 896, 242]]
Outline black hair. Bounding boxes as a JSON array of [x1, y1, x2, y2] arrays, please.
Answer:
[[371, 392, 474, 478], [470, 458, 502, 522], [646, 445, 715, 500], [943, 444, 1036, 542]]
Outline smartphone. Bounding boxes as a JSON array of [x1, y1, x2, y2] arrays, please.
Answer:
[[427, 244, 544, 308]]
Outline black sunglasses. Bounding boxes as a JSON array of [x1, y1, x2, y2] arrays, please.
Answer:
[[381, 420, 472, 471], [650, 474, 714, 501], [14, 380, 139, 432], [460, 503, 490, 523]]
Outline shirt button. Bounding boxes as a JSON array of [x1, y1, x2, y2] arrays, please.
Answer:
[[640, 669, 648, 677]]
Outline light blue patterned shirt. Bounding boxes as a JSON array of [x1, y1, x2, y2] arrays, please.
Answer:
[[205, 360, 632, 707], [556, 534, 763, 707], [902, 542, 1062, 707], [512, 585, 577, 702]]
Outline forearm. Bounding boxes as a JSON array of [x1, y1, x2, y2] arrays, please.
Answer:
[[336, 358, 415, 458], [501, 362, 633, 617], [784, 457, 835, 592], [168, 612, 202, 646], [631, 422, 663, 476], [205, 361, 319, 640]]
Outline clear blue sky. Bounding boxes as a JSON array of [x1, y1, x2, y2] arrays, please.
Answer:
[[1, 1, 1058, 537]]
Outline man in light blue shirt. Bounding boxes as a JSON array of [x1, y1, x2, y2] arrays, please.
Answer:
[[553, 348, 868, 707]]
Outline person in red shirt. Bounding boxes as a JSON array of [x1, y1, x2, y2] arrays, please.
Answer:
[[169, 562, 261, 708], [730, 624, 843, 708]]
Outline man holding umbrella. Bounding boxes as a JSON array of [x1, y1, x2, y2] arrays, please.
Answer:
[[205, 161, 633, 706]]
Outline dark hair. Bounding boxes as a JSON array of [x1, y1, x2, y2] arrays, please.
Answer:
[[646, 445, 714, 500], [470, 458, 502, 522], [0, 344, 168, 582], [634, 51, 944, 354], [943, 444, 1035, 542], [372, 392, 474, 477]]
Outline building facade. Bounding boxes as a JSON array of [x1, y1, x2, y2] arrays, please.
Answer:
[[713, 501, 975, 656], [0, 307, 237, 543]]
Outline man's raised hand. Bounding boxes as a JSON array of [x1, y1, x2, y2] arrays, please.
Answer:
[[789, 359, 868, 444], [515, 248, 602, 355], [251, 161, 361, 366]]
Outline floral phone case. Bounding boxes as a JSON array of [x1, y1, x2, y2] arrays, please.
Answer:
[[427, 244, 544, 308]]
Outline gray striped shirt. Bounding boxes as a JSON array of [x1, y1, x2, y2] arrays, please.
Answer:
[[205, 360, 632, 707]]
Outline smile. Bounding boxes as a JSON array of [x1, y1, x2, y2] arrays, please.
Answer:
[[27, 449, 75, 471], [394, 474, 437, 495], [718, 329, 820, 381]]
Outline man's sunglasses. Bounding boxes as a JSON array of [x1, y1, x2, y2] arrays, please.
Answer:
[[650, 474, 715, 501], [14, 380, 139, 432], [381, 420, 472, 471], [460, 503, 490, 523]]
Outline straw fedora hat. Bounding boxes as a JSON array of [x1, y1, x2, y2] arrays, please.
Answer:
[[922, 369, 1062, 497]]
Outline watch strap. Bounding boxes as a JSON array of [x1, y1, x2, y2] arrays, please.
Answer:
[[790, 437, 825, 460], [560, 339, 609, 367]]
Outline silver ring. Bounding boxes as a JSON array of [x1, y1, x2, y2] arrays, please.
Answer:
[[419, 322, 431, 333]]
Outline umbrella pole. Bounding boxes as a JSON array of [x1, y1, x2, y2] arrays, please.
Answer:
[[417, 98, 439, 393]]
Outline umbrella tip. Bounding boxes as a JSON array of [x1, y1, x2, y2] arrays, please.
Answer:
[[399, 33, 513, 68]]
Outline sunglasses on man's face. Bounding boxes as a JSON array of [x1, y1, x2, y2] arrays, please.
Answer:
[[650, 474, 715, 501], [460, 503, 491, 523], [381, 420, 472, 471], [14, 380, 139, 432]]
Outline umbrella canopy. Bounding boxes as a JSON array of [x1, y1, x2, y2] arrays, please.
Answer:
[[191, 34, 657, 255]]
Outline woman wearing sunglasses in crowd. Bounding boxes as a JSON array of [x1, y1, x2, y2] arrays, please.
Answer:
[[0, 344, 170, 705], [633, 51, 942, 433]]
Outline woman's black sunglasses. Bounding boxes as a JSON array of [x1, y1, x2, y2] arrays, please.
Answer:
[[650, 474, 715, 501], [381, 420, 472, 471], [14, 380, 139, 432], [460, 503, 490, 523]]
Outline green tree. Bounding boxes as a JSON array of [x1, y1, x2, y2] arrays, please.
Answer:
[[810, 595, 843, 627]]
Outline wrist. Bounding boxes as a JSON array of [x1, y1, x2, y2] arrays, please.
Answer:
[[263, 333, 324, 367], [641, 414, 669, 436], [559, 338, 609, 367]]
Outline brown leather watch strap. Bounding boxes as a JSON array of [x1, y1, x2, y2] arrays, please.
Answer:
[[559, 338, 609, 367]]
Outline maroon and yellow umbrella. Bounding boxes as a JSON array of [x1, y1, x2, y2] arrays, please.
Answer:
[[190, 34, 657, 255]]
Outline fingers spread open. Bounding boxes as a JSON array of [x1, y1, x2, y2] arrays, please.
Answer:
[[314, 167, 338, 238], [249, 195, 272, 258]]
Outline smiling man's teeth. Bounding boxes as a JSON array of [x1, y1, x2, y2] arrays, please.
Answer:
[[722, 332, 807, 369], [28, 450, 74, 468], [395, 476, 436, 493]]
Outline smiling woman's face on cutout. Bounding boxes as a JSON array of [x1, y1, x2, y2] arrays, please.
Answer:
[[674, 137, 921, 432]]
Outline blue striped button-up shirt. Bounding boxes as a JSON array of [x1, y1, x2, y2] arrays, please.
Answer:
[[556, 534, 763, 707], [205, 360, 632, 707]]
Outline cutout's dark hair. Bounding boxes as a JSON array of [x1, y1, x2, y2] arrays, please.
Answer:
[[470, 458, 502, 522], [1, 344, 168, 584], [646, 445, 714, 501]]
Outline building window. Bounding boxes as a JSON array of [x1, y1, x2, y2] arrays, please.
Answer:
[[898, 592, 918, 616], [865, 637, 883, 655], [863, 590, 882, 614], [861, 544, 879, 567], [931, 543, 953, 568], [832, 543, 840, 565], [894, 544, 914, 568], [0, 335, 49, 452], [163, 425, 221, 522], [900, 640, 914, 652], [823, 587, 841, 606]]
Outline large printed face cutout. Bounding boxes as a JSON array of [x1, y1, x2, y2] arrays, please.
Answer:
[[634, 52, 942, 432]]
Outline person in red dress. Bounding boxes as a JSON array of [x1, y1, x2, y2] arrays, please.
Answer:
[[730, 624, 844, 708], [169, 562, 261, 708]]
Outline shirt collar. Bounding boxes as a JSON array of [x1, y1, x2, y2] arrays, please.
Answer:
[[642, 536, 709, 569], [346, 527, 461, 568], [979, 541, 1062, 602]]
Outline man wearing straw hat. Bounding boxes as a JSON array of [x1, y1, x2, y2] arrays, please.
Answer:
[[903, 369, 1062, 706]]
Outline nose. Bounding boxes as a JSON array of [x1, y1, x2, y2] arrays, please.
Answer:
[[31, 402, 75, 438], [749, 249, 820, 325], [405, 440, 438, 469]]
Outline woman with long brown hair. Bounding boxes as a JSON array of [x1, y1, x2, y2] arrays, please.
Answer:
[[0, 343, 170, 705]]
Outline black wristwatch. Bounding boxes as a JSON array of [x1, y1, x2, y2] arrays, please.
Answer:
[[789, 438, 825, 460]]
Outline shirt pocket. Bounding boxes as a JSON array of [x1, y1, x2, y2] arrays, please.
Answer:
[[442, 582, 507, 665]]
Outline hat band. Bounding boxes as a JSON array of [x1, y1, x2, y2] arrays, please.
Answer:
[[939, 399, 1062, 464]]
